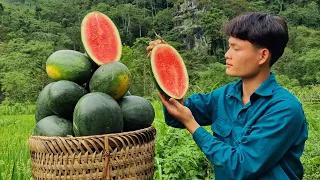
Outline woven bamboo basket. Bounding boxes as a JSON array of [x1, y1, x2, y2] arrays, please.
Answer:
[[29, 126, 156, 180]]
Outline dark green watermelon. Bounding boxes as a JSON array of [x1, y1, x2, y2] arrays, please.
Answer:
[[46, 50, 93, 84], [35, 82, 55, 122], [33, 115, 74, 136], [48, 80, 87, 120], [89, 62, 132, 100], [73, 92, 123, 136], [119, 95, 155, 131]]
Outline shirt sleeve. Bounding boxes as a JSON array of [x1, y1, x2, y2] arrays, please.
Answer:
[[192, 99, 307, 179], [164, 87, 223, 128]]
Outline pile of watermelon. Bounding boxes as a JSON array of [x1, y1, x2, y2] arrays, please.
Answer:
[[33, 11, 155, 137]]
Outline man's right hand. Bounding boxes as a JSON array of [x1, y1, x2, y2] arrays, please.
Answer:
[[146, 39, 167, 59]]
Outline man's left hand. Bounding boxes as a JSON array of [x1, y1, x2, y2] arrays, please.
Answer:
[[158, 93, 200, 134]]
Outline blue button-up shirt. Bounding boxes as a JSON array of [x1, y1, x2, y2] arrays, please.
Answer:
[[164, 73, 308, 180]]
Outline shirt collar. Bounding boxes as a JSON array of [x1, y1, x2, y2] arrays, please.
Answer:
[[226, 80, 242, 99], [254, 73, 279, 97], [227, 73, 279, 99]]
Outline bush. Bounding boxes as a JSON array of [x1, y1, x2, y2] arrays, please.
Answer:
[[0, 103, 35, 115]]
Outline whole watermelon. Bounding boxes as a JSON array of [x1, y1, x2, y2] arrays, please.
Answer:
[[48, 80, 87, 120], [73, 92, 123, 136], [35, 82, 55, 122], [46, 50, 93, 84], [119, 95, 155, 131], [89, 62, 132, 100], [33, 115, 74, 137]]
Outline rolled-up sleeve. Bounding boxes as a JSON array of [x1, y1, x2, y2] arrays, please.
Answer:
[[192, 99, 307, 179]]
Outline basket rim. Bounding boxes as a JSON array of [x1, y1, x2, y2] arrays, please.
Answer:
[[29, 126, 156, 141]]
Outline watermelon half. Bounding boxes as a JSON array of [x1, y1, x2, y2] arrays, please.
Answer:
[[150, 44, 189, 99], [81, 11, 122, 65]]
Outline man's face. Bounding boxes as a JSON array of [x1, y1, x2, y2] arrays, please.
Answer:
[[225, 37, 264, 78]]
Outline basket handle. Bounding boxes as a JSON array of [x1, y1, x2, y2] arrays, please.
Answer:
[[102, 135, 110, 180]]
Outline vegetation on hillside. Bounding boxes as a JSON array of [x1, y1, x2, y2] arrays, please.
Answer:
[[0, 0, 319, 103], [0, 0, 319, 179]]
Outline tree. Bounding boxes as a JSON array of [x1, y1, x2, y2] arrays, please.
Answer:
[[272, 48, 303, 83], [288, 26, 320, 54], [0, 38, 53, 103], [152, 8, 174, 38], [108, 4, 151, 46], [299, 49, 320, 85], [212, 0, 256, 19], [200, 8, 228, 59], [280, 2, 320, 29]]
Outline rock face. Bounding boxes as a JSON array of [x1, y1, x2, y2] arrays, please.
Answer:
[[173, 0, 208, 52]]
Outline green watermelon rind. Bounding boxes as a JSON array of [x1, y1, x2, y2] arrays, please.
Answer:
[[73, 92, 123, 136], [119, 95, 155, 131], [33, 115, 74, 137], [150, 44, 189, 99], [35, 82, 55, 123], [81, 11, 122, 65], [46, 50, 93, 84], [48, 80, 88, 120], [89, 62, 132, 100]]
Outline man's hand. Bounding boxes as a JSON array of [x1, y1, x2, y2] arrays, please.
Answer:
[[158, 93, 200, 134], [146, 39, 167, 59]]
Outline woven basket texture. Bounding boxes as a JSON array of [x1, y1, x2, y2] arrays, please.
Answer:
[[29, 126, 156, 180]]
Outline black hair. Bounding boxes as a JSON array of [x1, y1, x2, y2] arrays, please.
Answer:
[[225, 12, 288, 66]]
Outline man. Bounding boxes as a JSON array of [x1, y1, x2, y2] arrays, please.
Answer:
[[147, 12, 308, 179]]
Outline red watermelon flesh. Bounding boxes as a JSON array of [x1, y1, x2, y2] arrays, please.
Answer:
[[81, 11, 122, 65], [150, 44, 189, 99]]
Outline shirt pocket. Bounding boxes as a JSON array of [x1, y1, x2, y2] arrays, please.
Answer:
[[212, 118, 232, 142]]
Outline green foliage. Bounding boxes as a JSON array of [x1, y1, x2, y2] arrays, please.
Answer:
[[0, 1, 319, 177], [280, 2, 320, 29], [1, 98, 319, 179], [193, 62, 237, 94], [0, 103, 35, 115], [0, 0, 319, 103], [291, 85, 320, 103], [301, 104, 320, 180], [212, 0, 256, 18], [152, 8, 174, 37], [200, 8, 228, 58], [298, 49, 320, 85], [272, 48, 302, 81], [288, 26, 320, 54], [275, 74, 300, 89], [2, 71, 39, 103], [181, 50, 212, 83], [107, 3, 151, 46], [0, 39, 53, 103], [152, 101, 214, 180]]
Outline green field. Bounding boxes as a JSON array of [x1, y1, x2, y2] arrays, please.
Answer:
[[0, 102, 319, 179]]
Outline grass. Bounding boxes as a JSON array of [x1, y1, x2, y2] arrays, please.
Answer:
[[0, 115, 34, 180], [0, 103, 319, 179], [301, 104, 320, 180]]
